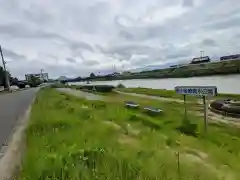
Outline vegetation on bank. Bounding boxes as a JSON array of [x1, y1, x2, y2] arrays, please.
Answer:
[[27, 75, 42, 87], [21, 88, 240, 179], [117, 87, 240, 101], [76, 85, 115, 93], [117, 88, 190, 99], [52, 83, 115, 93], [64, 59, 240, 82]]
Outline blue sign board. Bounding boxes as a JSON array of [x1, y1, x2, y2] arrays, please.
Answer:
[[175, 86, 217, 96]]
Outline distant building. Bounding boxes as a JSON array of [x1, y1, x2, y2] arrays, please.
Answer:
[[220, 54, 240, 61], [170, 65, 179, 68], [190, 56, 211, 64], [110, 72, 121, 76], [25, 73, 49, 81], [121, 71, 132, 75]]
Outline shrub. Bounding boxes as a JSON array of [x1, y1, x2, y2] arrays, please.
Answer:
[[116, 83, 125, 88], [81, 85, 115, 92], [129, 114, 142, 121], [166, 137, 178, 147], [142, 119, 161, 130], [28, 75, 42, 87], [128, 114, 160, 129], [50, 83, 66, 88], [177, 118, 197, 137], [69, 85, 80, 89]]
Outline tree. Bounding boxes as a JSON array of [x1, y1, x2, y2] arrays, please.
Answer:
[[28, 75, 41, 87], [90, 72, 96, 78], [10, 77, 18, 86], [0, 66, 5, 86], [0, 66, 11, 88]]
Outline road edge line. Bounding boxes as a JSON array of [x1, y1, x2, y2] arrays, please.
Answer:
[[0, 94, 37, 179]]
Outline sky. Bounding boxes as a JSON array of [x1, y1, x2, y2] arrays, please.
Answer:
[[0, 0, 240, 79]]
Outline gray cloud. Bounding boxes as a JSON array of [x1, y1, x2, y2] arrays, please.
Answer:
[[66, 58, 76, 63], [204, 16, 240, 30], [165, 49, 192, 60], [83, 60, 99, 66], [118, 30, 134, 40], [23, 4, 52, 25], [0, 23, 66, 41], [130, 57, 150, 66], [2, 48, 26, 61], [68, 41, 94, 52], [182, 0, 194, 7], [0, 0, 240, 78], [201, 38, 217, 47], [0, 23, 93, 53], [100, 44, 159, 61]]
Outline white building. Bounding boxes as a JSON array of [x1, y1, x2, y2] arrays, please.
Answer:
[[25, 73, 49, 81]]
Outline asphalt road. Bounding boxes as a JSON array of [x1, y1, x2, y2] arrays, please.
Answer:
[[0, 88, 39, 149]]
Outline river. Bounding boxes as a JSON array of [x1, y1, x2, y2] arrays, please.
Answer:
[[71, 74, 240, 94]]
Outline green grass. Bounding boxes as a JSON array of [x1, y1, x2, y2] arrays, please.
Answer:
[[20, 88, 240, 179], [117, 87, 198, 101], [117, 87, 240, 100]]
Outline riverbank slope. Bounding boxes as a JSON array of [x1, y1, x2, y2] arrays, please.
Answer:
[[20, 88, 240, 179], [89, 59, 240, 81]]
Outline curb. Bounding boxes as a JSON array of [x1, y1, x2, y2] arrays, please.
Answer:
[[0, 95, 36, 179]]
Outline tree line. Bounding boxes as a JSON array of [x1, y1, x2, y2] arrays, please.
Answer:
[[0, 65, 18, 87]]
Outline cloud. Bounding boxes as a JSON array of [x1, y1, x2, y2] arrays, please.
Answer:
[[118, 30, 134, 40], [201, 39, 217, 47], [0, 23, 65, 41], [68, 41, 94, 52], [182, 0, 194, 7], [99, 44, 159, 61], [0, 0, 239, 78], [66, 58, 76, 63], [2, 48, 26, 61], [82, 60, 100, 66], [203, 16, 240, 31], [0, 23, 93, 53]]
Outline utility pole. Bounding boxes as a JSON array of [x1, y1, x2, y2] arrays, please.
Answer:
[[0, 45, 10, 91], [200, 50, 204, 58], [40, 69, 44, 81]]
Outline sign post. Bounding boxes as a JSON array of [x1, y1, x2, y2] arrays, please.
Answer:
[[175, 86, 217, 133], [203, 96, 208, 132], [183, 94, 187, 120]]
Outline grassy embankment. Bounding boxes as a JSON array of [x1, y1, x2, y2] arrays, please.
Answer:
[[87, 59, 240, 81], [117, 87, 240, 101], [20, 88, 240, 179]]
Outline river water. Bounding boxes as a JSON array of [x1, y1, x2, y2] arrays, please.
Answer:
[[71, 74, 240, 94]]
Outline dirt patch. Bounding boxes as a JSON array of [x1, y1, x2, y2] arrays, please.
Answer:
[[184, 148, 208, 160], [190, 110, 240, 127], [125, 123, 140, 136], [118, 134, 139, 147], [184, 153, 203, 164], [103, 121, 139, 147], [103, 121, 141, 136], [165, 146, 234, 180], [81, 105, 89, 109], [182, 152, 235, 180], [103, 121, 122, 131]]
